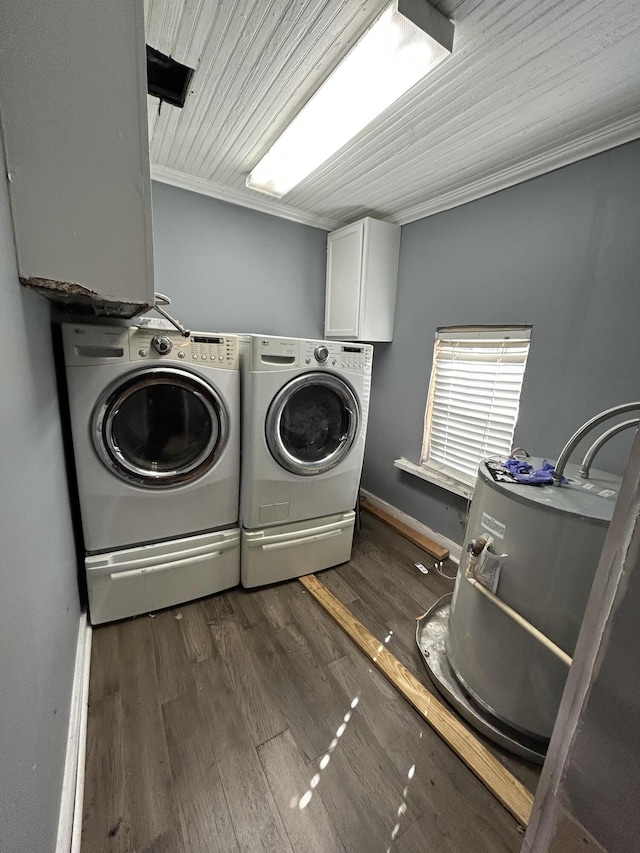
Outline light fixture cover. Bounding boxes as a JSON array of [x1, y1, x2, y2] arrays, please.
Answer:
[[246, 0, 453, 198]]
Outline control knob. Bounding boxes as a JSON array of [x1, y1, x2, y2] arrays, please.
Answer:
[[314, 345, 329, 363], [151, 335, 173, 355]]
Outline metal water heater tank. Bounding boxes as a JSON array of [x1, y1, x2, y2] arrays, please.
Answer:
[[446, 459, 620, 742], [418, 403, 639, 759]]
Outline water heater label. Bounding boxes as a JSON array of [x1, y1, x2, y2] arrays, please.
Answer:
[[481, 512, 506, 539]]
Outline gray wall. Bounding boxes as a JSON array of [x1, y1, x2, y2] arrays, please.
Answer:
[[0, 145, 81, 850], [151, 142, 640, 546], [151, 182, 326, 337], [364, 140, 640, 543]]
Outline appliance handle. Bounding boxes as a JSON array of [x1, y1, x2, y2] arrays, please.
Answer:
[[252, 518, 351, 546], [110, 551, 219, 580], [466, 576, 573, 667], [261, 529, 343, 551], [89, 537, 237, 575]]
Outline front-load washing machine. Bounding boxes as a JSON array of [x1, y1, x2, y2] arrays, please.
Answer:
[[239, 334, 373, 587], [62, 321, 241, 623]]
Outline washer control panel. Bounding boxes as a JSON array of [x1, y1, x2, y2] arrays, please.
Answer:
[[314, 345, 329, 363], [131, 328, 239, 369], [151, 335, 173, 355], [301, 340, 373, 374]]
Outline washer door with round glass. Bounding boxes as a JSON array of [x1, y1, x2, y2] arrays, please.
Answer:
[[93, 367, 228, 488], [266, 373, 360, 476]]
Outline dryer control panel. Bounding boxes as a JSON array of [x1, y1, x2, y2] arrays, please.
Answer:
[[301, 339, 373, 374], [246, 334, 373, 374], [131, 328, 239, 369]]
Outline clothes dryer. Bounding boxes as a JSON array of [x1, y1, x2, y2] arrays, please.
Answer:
[[239, 334, 373, 586], [62, 321, 241, 623]]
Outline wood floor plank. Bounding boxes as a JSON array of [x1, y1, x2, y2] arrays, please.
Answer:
[[192, 655, 294, 853], [245, 620, 353, 764], [162, 689, 239, 853], [250, 579, 305, 631], [393, 812, 458, 853], [202, 589, 236, 622], [209, 615, 288, 747], [334, 697, 421, 828], [257, 728, 347, 853], [348, 548, 438, 628], [396, 794, 524, 853], [360, 498, 449, 560], [299, 573, 534, 828], [81, 694, 126, 853], [356, 514, 458, 602], [309, 734, 394, 853], [177, 599, 215, 662], [329, 648, 523, 853], [149, 609, 193, 704], [337, 579, 423, 676], [317, 567, 360, 604], [117, 618, 184, 852], [88, 624, 120, 702], [139, 827, 186, 853], [405, 733, 525, 853], [329, 650, 439, 819], [281, 594, 354, 668], [225, 584, 268, 628]]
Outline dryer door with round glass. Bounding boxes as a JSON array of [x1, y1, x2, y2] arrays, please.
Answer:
[[266, 373, 360, 476], [93, 367, 228, 487]]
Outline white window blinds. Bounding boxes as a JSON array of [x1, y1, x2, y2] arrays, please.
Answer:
[[421, 327, 531, 485]]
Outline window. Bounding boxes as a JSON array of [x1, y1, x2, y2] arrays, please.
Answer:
[[420, 326, 531, 488]]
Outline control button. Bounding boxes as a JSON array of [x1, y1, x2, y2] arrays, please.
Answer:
[[178, 351, 185, 359], [201, 354, 207, 361], [151, 335, 173, 355], [305, 357, 311, 364], [332, 359, 337, 365], [342, 362, 346, 368], [219, 355, 224, 362], [192, 354, 199, 360], [138, 349, 147, 357], [314, 345, 329, 363]]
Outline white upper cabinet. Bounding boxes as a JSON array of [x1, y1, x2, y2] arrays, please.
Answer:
[[0, 0, 154, 317], [325, 217, 400, 342]]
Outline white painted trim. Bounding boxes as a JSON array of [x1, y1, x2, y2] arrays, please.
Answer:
[[360, 487, 462, 564], [153, 118, 640, 233], [392, 116, 640, 226], [394, 457, 474, 501], [56, 613, 92, 853], [150, 165, 341, 231]]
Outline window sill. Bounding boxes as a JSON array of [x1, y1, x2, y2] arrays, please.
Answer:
[[393, 457, 474, 500]]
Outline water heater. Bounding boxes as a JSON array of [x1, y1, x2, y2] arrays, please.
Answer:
[[418, 404, 638, 760]]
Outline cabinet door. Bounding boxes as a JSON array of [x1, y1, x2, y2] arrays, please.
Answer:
[[325, 221, 364, 339]]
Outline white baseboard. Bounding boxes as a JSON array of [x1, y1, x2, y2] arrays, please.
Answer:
[[57, 613, 92, 853], [360, 488, 462, 565]]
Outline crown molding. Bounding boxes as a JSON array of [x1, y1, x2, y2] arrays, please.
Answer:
[[153, 116, 640, 232], [150, 165, 341, 231], [391, 115, 640, 226]]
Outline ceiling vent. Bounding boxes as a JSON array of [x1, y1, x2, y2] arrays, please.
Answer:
[[146, 45, 194, 109]]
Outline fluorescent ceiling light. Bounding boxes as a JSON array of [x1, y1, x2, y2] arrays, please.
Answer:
[[246, 0, 454, 198]]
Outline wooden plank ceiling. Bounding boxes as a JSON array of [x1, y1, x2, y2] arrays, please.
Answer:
[[144, 0, 640, 230]]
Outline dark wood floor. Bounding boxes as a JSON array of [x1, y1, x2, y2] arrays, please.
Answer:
[[82, 513, 538, 852]]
